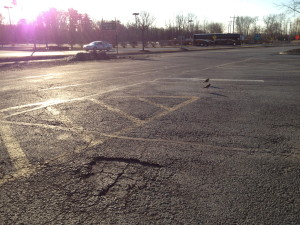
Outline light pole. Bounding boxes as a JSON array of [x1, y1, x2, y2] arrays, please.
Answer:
[[4, 6, 13, 44], [230, 16, 236, 33], [228, 21, 232, 33], [132, 13, 139, 47], [4, 6, 12, 26], [133, 13, 139, 24], [188, 20, 193, 44]]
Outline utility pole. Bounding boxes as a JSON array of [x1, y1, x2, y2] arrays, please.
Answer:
[[230, 16, 236, 33]]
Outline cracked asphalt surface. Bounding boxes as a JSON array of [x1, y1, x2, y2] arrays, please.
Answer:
[[0, 46, 300, 224]]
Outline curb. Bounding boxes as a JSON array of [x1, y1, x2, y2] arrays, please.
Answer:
[[0, 55, 68, 63], [0, 44, 298, 63]]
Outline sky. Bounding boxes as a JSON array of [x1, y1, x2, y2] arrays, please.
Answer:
[[0, 0, 285, 27]]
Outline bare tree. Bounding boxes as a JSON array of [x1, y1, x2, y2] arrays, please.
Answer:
[[175, 14, 187, 43], [250, 24, 263, 35], [68, 8, 81, 49], [165, 20, 177, 40], [186, 13, 197, 39], [263, 14, 288, 41], [137, 11, 155, 51], [287, 17, 300, 38], [235, 16, 258, 36], [278, 0, 300, 14], [40, 8, 68, 46], [80, 14, 95, 44], [206, 22, 224, 33]]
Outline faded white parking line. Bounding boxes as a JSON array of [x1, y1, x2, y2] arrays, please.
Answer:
[[157, 78, 264, 83], [25, 73, 66, 79], [2, 99, 67, 119], [201, 58, 253, 71], [90, 98, 143, 125], [0, 115, 35, 185], [211, 79, 264, 82], [2, 80, 156, 116], [46, 106, 103, 149], [0, 121, 31, 170]]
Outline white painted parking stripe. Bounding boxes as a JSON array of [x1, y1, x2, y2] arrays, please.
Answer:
[[25, 73, 66, 79], [0, 116, 35, 185], [157, 78, 264, 83], [0, 121, 31, 171], [211, 79, 264, 82]]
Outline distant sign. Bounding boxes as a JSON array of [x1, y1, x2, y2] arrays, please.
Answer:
[[254, 34, 261, 41], [102, 22, 116, 30]]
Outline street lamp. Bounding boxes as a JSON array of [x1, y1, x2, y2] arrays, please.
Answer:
[[4, 6, 12, 26], [4, 6, 13, 44], [132, 13, 139, 47], [132, 13, 139, 30], [228, 21, 232, 33], [133, 12, 139, 24], [188, 20, 193, 43]]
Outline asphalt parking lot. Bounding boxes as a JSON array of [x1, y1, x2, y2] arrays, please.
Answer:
[[0, 46, 299, 224]]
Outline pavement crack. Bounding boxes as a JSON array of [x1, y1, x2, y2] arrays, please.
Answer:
[[75, 156, 163, 197], [89, 156, 163, 168], [98, 165, 128, 196]]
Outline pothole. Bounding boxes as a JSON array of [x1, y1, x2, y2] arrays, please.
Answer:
[[73, 156, 163, 198]]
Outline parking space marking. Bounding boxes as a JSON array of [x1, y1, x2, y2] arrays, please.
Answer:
[[157, 78, 264, 83], [43, 82, 104, 90], [100, 134, 247, 153], [201, 58, 253, 71], [212, 79, 264, 82], [25, 73, 66, 79], [89, 98, 144, 126], [1, 75, 200, 185], [46, 106, 103, 149], [0, 114, 35, 185], [144, 96, 199, 123], [2, 99, 67, 119], [39, 70, 161, 91], [0, 122, 31, 170], [0, 73, 66, 83], [109, 96, 199, 137], [138, 97, 171, 111], [2, 81, 156, 117], [0, 101, 47, 113]]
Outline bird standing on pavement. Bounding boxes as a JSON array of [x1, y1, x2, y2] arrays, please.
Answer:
[[204, 83, 211, 88], [203, 78, 210, 83]]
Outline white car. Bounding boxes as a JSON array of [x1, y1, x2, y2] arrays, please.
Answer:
[[83, 41, 113, 51]]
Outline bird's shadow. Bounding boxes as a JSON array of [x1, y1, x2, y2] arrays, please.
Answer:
[[210, 92, 227, 97], [209, 86, 224, 89]]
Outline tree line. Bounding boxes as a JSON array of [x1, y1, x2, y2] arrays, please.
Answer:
[[0, 5, 299, 47]]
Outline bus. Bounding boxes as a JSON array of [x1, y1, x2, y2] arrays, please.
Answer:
[[193, 33, 244, 46]]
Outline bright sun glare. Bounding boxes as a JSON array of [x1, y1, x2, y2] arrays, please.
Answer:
[[16, 0, 70, 22]]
